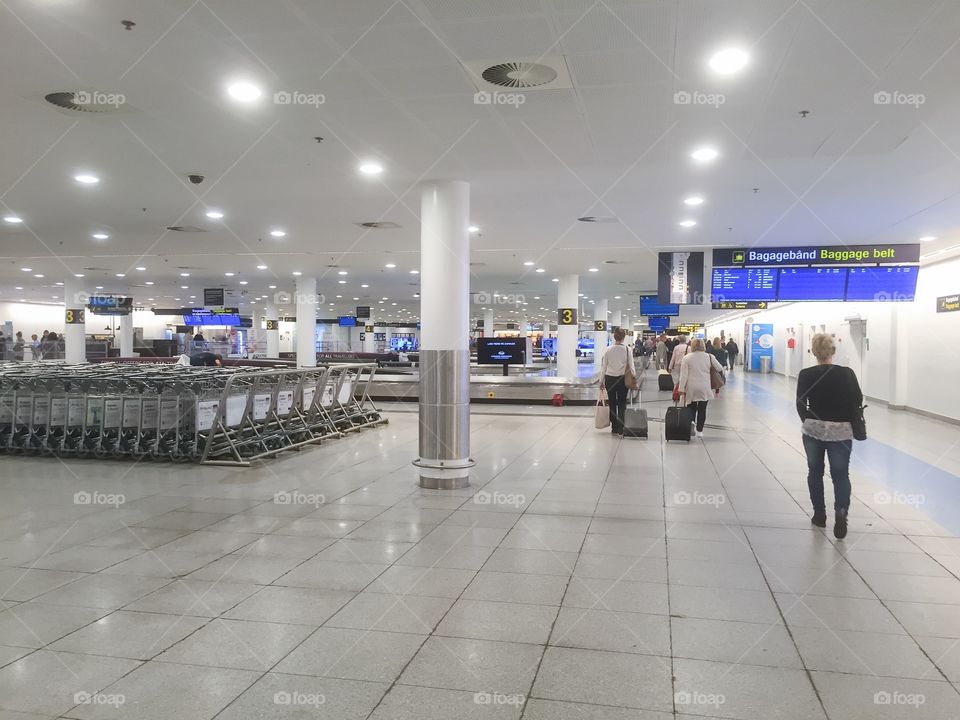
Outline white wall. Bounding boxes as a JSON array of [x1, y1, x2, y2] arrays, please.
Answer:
[[0, 303, 179, 343], [705, 255, 960, 421]]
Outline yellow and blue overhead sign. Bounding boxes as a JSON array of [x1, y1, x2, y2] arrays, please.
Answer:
[[714, 244, 920, 268]]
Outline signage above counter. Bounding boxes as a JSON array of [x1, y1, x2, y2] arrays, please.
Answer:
[[713, 243, 921, 268]]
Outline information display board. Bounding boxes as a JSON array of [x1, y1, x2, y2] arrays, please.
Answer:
[[477, 337, 525, 365], [639, 295, 680, 317], [647, 317, 669, 333], [711, 245, 919, 302], [337, 316, 357, 327], [87, 296, 133, 316]]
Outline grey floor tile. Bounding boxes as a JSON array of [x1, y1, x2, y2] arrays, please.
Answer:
[[791, 626, 939, 679], [776, 594, 907, 634], [81, 527, 190, 551], [523, 698, 672, 719], [886, 600, 960, 638], [550, 606, 671, 656], [668, 558, 767, 590], [399, 635, 542, 693], [462, 571, 569, 606], [915, 636, 960, 682], [326, 592, 454, 634], [499, 529, 586, 553], [674, 658, 826, 720], [153, 531, 261, 555], [224, 585, 355, 625], [48, 610, 207, 660], [811, 670, 960, 720], [369, 684, 522, 719], [482, 548, 578, 577], [0, 568, 86, 602], [99, 550, 223, 579], [436, 599, 558, 644], [185, 553, 304, 585], [155, 617, 313, 670], [0, 645, 32, 668], [275, 559, 388, 592], [216, 672, 389, 720], [562, 576, 669, 614], [395, 542, 494, 570], [762, 564, 876, 598], [27, 546, 145, 573], [0, 649, 139, 716], [314, 539, 415, 564], [133, 511, 230, 531], [671, 616, 802, 669], [66, 659, 259, 720], [0, 602, 108, 648], [671, 585, 782, 624], [239, 534, 336, 559], [32, 574, 169, 610], [125, 579, 262, 618], [367, 565, 476, 598], [861, 572, 960, 605], [580, 534, 665, 557], [573, 554, 668, 583], [423, 524, 510, 547], [273, 627, 425, 682], [531, 646, 673, 711]]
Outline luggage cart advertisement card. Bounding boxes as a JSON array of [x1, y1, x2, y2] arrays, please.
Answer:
[[276, 389, 294, 416], [196, 400, 219, 431], [252, 393, 272, 421], [225, 394, 248, 427]]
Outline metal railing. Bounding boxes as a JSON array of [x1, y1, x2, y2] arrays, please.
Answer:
[[0, 361, 386, 465]]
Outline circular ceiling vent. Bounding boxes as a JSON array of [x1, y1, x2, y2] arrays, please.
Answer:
[[44, 91, 123, 114], [481, 62, 557, 88]]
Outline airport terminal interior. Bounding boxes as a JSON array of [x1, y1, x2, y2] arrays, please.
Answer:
[[3, 1, 960, 719]]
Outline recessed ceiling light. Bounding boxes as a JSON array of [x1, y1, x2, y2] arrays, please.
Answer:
[[33, 274, 44, 278], [3, 216, 23, 223], [684, 196, 705, 206], [205, 210, 224, 219], [691, 147, 719, 162], [468, 225, 480, 233], [535, 268, 546, 273], [352, 297, 359, 300], [256, 264, 268, 270], [180, 272, 190, 277], [74, 273, 84, 278], [189, 295, 196, 299], [523, 261, 535, 266], [144, 281, 154, 285], [20, 267, 31, 272], [95, 285, 104, 290], [338, 280, 346, 284], [614, 295, 621, 299], [180, 284, 187, 288], [225, 272, 234, 277], [381, 297, 388, 300], [679, 220, 697, 228], [14, 286, 22, 290], [270, 229, 286, 238], [409, 269, 419, 275], [227, 81, 262, 102], [385, 263, 396, 269], [116, 273, 126, 277], [91, 233, 109, 240], [588, 267, 599, 272], [292, 271, 302, 276], [135, 266, 146, 271], [551, 278, 559, 282], [919, 235, 937, 242], [268, 284, 277, 289], [239, 281, 248, 285], [359, 162, 383, 175], [74, 174, 99, 184], [338, 270, 348, 276], [55, 282, 63, 286], [709, 48, 749, 75]]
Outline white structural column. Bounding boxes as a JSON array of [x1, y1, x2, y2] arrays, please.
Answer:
[[384, 324, 393, 350], [63, 276, 86, 363], [265, 299, 280, 358], [593, 298, 609, 371], [483, 309, 494, 337], [118, 293, 134, 357], [556, 274, 579, 378], [890, 305, 910, 409], [610, 309, 622, 330], [417, 180, 472, 489], [362, 316, 376, 353], [295, 276, 317, 367], [519, 311, 532, 365]]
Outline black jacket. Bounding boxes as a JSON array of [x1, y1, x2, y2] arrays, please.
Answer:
[[796, 364, 863, 422]]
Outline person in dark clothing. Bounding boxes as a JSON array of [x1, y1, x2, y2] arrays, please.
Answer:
[[796, 333, 863, 540], [189, 352, 222, 367], [13, 332, 24, 361], [724, 338, 739, 372], [711, 337, 728, 368], [40, 332, 59, 360]]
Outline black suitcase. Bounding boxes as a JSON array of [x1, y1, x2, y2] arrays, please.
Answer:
[[664, 405, 693, 442], [622, 407, 648, 438], [658, 372, 674, 391]]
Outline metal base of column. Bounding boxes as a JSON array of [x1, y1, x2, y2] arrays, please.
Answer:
[[414, 458, 474, 489]]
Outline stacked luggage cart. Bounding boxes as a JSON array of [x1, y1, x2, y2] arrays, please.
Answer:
[[0, 361, 386, 466]]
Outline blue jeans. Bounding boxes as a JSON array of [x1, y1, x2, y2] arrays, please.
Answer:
[[802, 434, 852, 513]]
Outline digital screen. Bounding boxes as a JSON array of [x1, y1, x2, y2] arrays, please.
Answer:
[[648, 317, 669, 333], [776, 267, 847, 301], [337, 316, 357, 327], [477, 338, 525, 365], [710, 267, 778, 302], [845, 266, 918, 302], [640, 295, 680, 316], [540, 337, 557, 357], [183, 314, 240, 326]]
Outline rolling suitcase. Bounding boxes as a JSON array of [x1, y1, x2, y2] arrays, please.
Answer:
[[621, 396, 648, 439], [664, 403, 693, 442], [658, 371, 674, 391]]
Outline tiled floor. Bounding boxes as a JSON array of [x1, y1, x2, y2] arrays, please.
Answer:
[[1, 367, 959, 719]]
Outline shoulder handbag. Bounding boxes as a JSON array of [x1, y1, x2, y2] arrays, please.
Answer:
[[710, 363, 726, 391], [848, 367, 867, 441], [594, 392, 611, 429], [623, 346, 639, 391]]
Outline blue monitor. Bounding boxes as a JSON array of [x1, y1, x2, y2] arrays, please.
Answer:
[[776, 267, 847, 301], [648, 317, 669, 333], [711, 267, 778, 302], [845, 266, 918, 301], [540, 337, 557, 357], [183, 313, 240, 326], [639, 295, 680, 316], [337, 316, 357, 327]]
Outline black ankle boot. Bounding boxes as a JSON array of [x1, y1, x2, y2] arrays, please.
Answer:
[[834, 508, 848, 539], [811, 511, 826, 528]]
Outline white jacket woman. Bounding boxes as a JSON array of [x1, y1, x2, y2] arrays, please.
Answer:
[[667, 337, 688, 383], [678, 338, 725, 437]]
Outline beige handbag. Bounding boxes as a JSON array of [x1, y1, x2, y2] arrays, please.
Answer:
[[594, 393, 611, 429]]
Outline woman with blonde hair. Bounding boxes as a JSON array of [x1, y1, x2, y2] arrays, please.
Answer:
[[796, 333, 863, 539], [678, 338, 724, 438]]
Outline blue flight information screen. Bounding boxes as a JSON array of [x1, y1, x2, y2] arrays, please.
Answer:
[[639, 295, 679, 316], [845, 266, 917, 301], [777, 267, 847, 301], [710, 267, 778, 302]]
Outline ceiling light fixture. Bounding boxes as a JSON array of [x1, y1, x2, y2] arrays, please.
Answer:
[[684, 196, 705, 206], [205, 210, 224, 219], [33, 274, 44, 278], [709, 48, 749, 75], [20, 267, 31, 272], [410, 269, 419, 275], [270, 229, 286, 238], [523, 261, 535, 266], [691, 147, 719, 162], [225, 272, 234, 277], [3, 216, 23, 223], [359, 162, 383, 175], [144, 281, 154, 285], [74, 174, 100, 184], [257, 264, 268, 270], [588, 267, 599, 272], [292, 271, 302, 276], [74, 273, 85, 278], [468, 225, 480, 233], [135, 266, 146, 271], [180, 272, 190, 277], [227, 81, 262, 102], [92, 233, 109, 240], [919, 235, 937, 242], [338, 270, 348, 275], [385, 263, 396, 269], [535, 268, 546, 273], [116, 273, 126, 278], [679, 220, 697, 228]]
